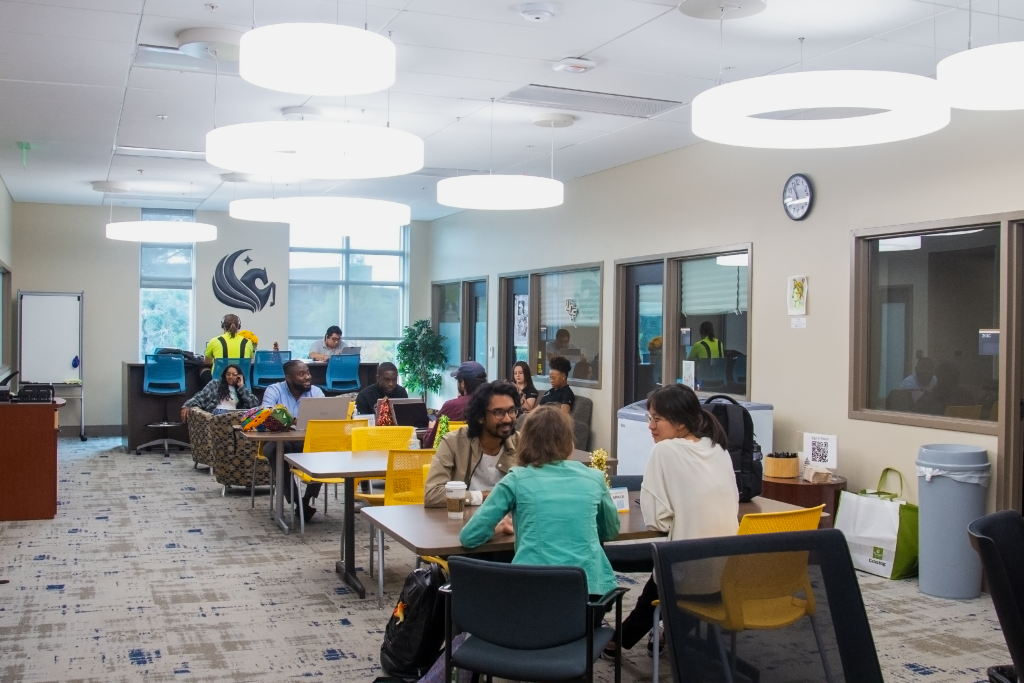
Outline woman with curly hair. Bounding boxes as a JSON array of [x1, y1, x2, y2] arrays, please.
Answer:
[[180, 363, 259, 422]]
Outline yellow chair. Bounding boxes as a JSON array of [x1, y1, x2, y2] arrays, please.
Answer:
[[351, 426, 416, 506], [448, 421, 468, 431], [289, 419, 368, 533], [673, 505, 829, 683], [945, 405, 983, 419]]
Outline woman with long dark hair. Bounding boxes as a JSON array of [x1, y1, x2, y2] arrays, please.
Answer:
[[180, 363, 259, 422], [510, 360, 539, 412], [604, 384, 738, 657]]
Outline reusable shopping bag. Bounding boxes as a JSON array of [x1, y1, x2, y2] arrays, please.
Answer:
[[834, 468, 919, 579]]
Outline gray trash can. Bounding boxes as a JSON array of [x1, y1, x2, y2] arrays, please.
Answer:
[[916, 444, 991, 599]]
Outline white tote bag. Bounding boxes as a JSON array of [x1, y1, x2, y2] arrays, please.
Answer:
[[835, 490, 919, 579]]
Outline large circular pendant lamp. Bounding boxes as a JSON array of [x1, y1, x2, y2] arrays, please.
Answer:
[[691, 70, 950, 149], [437, 175, 563, 210], [106, 221, 217, 242], [206, 121, 424, 179], [240, 23, 395, 96], [230, 197, 411, 233], [938, 42, 1024, 110]]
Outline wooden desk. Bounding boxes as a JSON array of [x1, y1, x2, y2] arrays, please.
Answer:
[[0, 401, 63, 521], [284, 450, 389, 600], [761, 475, 848, 528], [304, 361, 379, 394], [122, 362, 198, 453]]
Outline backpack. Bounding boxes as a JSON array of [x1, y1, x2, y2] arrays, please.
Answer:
[[703, 395, 762, 503], [380, 563, 448, 680]]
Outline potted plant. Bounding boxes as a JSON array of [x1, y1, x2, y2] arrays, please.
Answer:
[[396, 319, 448, 401]]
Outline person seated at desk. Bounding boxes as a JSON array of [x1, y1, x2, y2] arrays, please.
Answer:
[[422, 361, 488, 447], [179, 363, 259, 422], [355, 362, 408, 415], [459, 405, 620, 599], [423, 381, 520, 508], [510, 360, 539, 413], [900, 356, 937, 401], [201, 314, 255, 385], [686, 321, 724, 360], [308, 326, 346, 361], [539, 356, 574, 415], [605, 384, 738, 658], [262, 360, 325, 522]]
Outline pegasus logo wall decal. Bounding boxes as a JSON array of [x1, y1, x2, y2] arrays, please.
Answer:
[[212, 249, 277, 313]]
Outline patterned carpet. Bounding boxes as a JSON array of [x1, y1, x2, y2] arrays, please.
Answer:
[[0, 438, 1011, 682]]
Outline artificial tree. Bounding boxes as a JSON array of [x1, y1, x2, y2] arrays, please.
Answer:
[[396, 319, 447, 400]]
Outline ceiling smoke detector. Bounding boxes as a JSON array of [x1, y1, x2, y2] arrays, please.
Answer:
[[176, 27, 242, 61], [520, 3, 555, 22], [532, 113, 575, 128], [553, 57, 596, 74]]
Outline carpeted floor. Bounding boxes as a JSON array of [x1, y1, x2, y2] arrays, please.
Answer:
[[0, 438, 1011, 682]]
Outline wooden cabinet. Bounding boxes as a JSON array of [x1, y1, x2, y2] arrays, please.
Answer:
[[0, 402, 60, 521], [760, 475, 848, 528]]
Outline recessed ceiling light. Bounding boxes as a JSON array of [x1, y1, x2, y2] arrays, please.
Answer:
[[520, 3, 556, 22], [552, 58, 596, 74]]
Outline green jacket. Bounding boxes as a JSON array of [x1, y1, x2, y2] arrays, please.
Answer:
[[459, 459, 620, 595]]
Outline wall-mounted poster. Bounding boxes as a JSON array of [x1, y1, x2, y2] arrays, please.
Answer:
[[787, 275, 808, 316], [514, 294, 529, 346]]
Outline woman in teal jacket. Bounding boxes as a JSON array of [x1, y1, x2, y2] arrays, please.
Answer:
[[459, 405, 620, 596]]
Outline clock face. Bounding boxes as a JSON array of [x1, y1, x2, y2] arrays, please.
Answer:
[[783, 174, 813, 221]]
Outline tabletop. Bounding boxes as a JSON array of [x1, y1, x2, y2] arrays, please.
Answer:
[[237, 428, 307, 442], [360, 494, 827, 557], [284, 450, 390, 478]]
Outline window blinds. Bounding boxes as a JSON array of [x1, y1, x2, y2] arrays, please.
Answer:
[[681, 257, 748, 316]]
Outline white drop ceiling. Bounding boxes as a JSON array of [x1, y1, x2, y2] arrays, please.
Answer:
[[0, 0, 1016, 221]]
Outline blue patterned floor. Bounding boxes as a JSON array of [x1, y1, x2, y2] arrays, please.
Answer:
[[0, 438, 1010, 682]]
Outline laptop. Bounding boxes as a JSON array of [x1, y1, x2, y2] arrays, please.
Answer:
[[295, 396, 352, 430], [375, 397, 424, 422], [340, 346, 362, 355], [391, 401, 430, 430]]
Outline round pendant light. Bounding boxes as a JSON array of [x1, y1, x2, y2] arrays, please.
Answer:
[[691, 70, 950, 149], [206, 121, 424, 179], [230, 197, 411, 234], [106, 221, 217, 242], [239, 23, 395, 96], [437, 174, 564, 210], [938, 42, 1024, 110]]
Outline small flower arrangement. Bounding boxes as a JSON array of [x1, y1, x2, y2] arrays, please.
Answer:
[[238, 330, 259, 348], [648, 336, 663, 352], [589, 448, 611, 487]]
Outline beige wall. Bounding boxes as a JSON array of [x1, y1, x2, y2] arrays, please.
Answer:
[[0, 176, 12, 269], [11, 203, 290, 430], [415, 109, 1024, 505]]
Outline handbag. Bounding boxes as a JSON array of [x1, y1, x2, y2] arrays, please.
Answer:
[[834, 468, 919, 579], [240, 405, 294, 432]]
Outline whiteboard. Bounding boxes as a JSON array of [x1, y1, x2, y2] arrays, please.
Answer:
[[19, 291, 83, 384]]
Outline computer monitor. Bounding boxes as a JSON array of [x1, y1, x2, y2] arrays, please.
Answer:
[[340, 346, 361, 355], [391, 401, 430, 430]]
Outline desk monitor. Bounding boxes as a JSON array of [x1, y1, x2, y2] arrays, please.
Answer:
[[295, 396, 352, 430], [391, 401, 430, 430], [341, 346, 361, 355], [375, 397, 422, 421]]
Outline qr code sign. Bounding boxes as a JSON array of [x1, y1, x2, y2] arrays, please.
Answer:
[[810, 437, 830, 463]]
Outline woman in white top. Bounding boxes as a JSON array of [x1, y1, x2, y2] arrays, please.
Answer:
[[605, 384, 739, 656]]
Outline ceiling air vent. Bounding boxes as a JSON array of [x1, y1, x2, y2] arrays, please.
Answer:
[[500, 84, 682, 119]]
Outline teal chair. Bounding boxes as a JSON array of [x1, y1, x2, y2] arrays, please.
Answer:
[[212, 357, 252, 385]]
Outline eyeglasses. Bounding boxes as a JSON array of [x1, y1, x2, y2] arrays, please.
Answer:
[[487, 407, 520, 419], [327, 336, 341, 342], [645, 413, 669, 425]]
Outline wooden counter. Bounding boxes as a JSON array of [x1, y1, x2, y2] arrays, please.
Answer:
[[0, 401, 62, 520]]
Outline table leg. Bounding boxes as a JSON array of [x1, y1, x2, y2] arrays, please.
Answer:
[[272, 444, 290, 534], [335, 477, 366, 598]]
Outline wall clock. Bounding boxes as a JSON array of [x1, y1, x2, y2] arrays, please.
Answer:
[[783, 174, 813, 221]]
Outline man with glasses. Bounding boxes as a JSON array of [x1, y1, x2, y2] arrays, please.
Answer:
[[423, 381, 521, 508], [307, 326, 346, 361], [422, 361, 488, 447]]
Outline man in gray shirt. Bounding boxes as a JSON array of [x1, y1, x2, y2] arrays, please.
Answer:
[[308, 326, 346, 361]]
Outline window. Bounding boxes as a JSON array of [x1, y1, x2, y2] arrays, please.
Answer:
[[288, 224, 408, 363], [860, 226, 1000, 422], [431, 279, 488, 369], [539, 267, 601, 383], [139, 243, 194, 358], [675, 251, 749, 395], [500, 275, 529, 381]]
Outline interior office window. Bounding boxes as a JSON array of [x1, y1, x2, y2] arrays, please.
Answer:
[[433, 283, 461, 368], [288, 224, 407, 363], [866, 227, 1000, 421], [676, 251, 749, 395], [501, 276, 529, 380], [539, 267, 601, 383], [466, 281, 487, 364], [139, 243, 194, 358]]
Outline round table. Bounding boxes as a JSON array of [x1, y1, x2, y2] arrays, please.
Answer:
[[760, 475, 848, 528]]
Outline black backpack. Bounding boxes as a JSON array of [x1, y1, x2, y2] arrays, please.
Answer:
[[703, 395, 763, 503], [380, 563, 448, 680]]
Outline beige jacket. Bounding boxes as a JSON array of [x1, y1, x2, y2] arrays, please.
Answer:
[[423, 428, 518, 507]]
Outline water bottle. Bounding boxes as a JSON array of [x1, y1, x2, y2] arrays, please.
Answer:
[[408, 433, 420, 450]]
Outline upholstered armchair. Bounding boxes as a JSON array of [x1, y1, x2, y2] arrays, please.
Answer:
[[187, 407, 272, 495], [187, 407, 214, 471]]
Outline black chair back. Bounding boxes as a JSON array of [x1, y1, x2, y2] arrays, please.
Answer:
[[652, 529, 884, 683], [448, 556, 588, 649], [969, 510, 1024, 675], [608, 474, 642, 491]]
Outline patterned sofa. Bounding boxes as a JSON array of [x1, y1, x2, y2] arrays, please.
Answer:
[[186, 408, 272, 494]]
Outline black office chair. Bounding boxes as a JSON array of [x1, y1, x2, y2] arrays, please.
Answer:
[[442, 556, 627, 683], [652, 529, 884, 683], [603, 475, 655, 573], [969, 511, 1024, 683]]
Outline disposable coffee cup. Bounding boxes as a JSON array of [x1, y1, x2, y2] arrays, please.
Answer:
[[445, 481, 468, 520]]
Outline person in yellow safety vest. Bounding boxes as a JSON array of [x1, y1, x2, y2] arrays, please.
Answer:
[[686, 321, 724, 360], [200, 314, 258, 385]]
